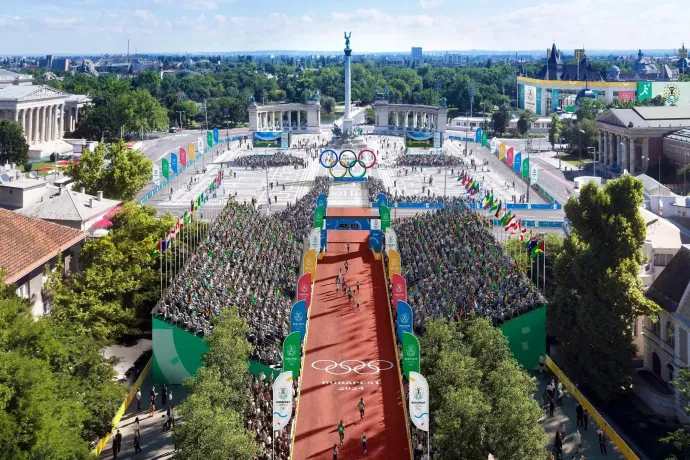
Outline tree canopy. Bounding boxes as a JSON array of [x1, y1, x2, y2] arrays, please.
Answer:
[[517, 109, 537, 136], [491, 105, 511, 136], [549, 175, 658, 400], [0, 119, 29, 166], [505, 233, 564, 301]]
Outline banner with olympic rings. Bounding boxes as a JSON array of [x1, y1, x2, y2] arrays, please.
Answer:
[[319, 148, 377, 178]]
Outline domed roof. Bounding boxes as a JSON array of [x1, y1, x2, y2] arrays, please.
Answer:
[[610, 65, 620, 72], [608, 65, 621, 80], [575, 87, 597, 104]]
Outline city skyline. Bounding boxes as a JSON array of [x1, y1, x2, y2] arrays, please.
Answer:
[[1, 0, 689, 55]]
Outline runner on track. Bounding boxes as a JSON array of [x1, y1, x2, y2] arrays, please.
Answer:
[[338, 421, 345, 445], [362, 432, 367, 455], [332, 444, 338, 460], [356, 298, 360, 311], [344, 260, 349, 273], [347, 288, 353, 303], [356, 280, 360, 292], [358, 398, 365, 420]]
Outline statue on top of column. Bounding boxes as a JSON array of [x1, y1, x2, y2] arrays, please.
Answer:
[[344, 32, 351, 49]]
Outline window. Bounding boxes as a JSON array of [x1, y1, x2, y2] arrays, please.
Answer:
[[667, 321, 675, 347], [16, 282, 28, 298], [652, 319, 661, 337], [632, 318, 638, 337], [668, 364, 675, 385], [654, 253, 673, 266], [680, 328, 688, 363]]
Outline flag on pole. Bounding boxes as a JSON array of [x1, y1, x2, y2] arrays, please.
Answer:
[[579, 128, 586, 134], [531, 238, 545, 260]]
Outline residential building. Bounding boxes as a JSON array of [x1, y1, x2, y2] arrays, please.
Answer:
[[411, 47, 422, 64]]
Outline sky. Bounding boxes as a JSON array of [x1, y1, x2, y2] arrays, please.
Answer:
[[1, 0, 689, 55]]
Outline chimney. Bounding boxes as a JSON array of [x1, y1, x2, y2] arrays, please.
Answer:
[[15, 171, 21, 179], [89, 198, 94, 208], [58, 186, 62, 195], [97, 191, 103, 201], [80, 187, 85, 194]]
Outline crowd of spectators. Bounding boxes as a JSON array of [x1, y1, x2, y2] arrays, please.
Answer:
[[367, 178, 441, 204], [235, 154, 307, 169], [395, 154, 462, 168], [278, 177, 329, 242]]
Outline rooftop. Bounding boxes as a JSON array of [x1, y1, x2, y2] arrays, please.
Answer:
[[646, 244, 690, 314], [639, 207, 684, 250], [0, 208, 87, 284], [19, 188, 120, 223], [0, 84, 68, 102], [598, 107, 690, 130]]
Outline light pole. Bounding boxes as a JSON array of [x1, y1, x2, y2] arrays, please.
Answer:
[[176, 111, 185, 129], [202, 100, 209, 131], [525, 137, 532, 203], [685, 152, 688, 196]]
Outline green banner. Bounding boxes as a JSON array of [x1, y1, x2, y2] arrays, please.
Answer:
[[380, 205, 391, 232], [499, 305, 546, 370], [161, 158, 169, 180], [207, 131, 213, 148], [481, 131, 487, 147], [314, 205, 325, 229], [282, 332, 301, 378], [402, 332, 420, 379], [522, 157, 530, 180], [248, 360, 281, 383]]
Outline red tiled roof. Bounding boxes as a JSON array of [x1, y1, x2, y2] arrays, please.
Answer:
[[0, 208, 87, 284]]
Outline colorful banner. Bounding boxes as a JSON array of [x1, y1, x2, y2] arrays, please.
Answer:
[[402, 332, 420, 379], [197, 137, 204, 154], [618, 91, 635, 102], [213, 128, 219, 144], [206, 131, 213, 148], [376, 193, 388, 208], [280, 132, 289, 149], [388, 249, 401, 276], [409, 372, 430, 432], [514, 152, 522, 174], [552, 89, 560, 111], [272, 371, 294, 432], [297, 273, 312, 310], [475, 128, 482, 144], [481, 130, 487, 147], [531, 165, 539, 183], [369, 226, 382, 252], [396, 300, 413, 341], [253, 131, 282, 148], [316, 193, 327, 208], [507, 147, 514, 167], [490, 138, 498, 154], [499, 143, 507, 161], [651, 82, 690, 106], [524, 85, 537, 112], [161, 158, 169, 180], [314, 205, 325, 229], [518, 84, 525, 110], [320, 227, 327, 253], [180, 148, 187, 167], [188, 142, 195, 161], [152, 164, 160, 186], [405, 131, 435, 148], [522, 157, 530, 180], [308, 228, 321, 252], [282, 332, 301, 379], [637, 82, 652, 102], [385, 228, 398, 254], [380, 205, 391, 232], [391, 273, 407, 309], [536, 87, 542, 115], [433, 132, 441, 149], [290, 300, 307, 342], [171, 153, 178, 174], [304, 249, 317, 282]]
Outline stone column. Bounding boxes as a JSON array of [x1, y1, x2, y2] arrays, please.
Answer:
[[598, 132, 603, 166], [19, 109, 25, 138], [413, 112, 417, 129], [629, 137, 636, 175], [36, 106, 43, 143], [26, 108, 32, 144], [642, 138, 649, 172], [58, 104, 64, 139], [297, 110, 301, 129], [49, 105, 55, 140], [620, 136, 627, 171], [343, 45, 353, 133], [45, 106, 50, 142], [271, 111, 275, 130]]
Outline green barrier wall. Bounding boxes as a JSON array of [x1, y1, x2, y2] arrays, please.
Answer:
[[499, 305, 546, 370]]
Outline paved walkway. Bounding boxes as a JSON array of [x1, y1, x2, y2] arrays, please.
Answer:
[[534, 371, 625, 459], [99, 376, 187, 460]]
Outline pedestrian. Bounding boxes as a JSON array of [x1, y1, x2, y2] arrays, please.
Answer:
[[557, 387, 564, 407], [133, 429, 142, 454], [114, 429, 122, 457], [574, 430, 582, 454], [356, 298, 360, 311], [356, 280, 360, 292], [161, 384, 168, 405], [170, 405, 176, 429], [347, 288, 353, 303], [362, 432, 367, 455], [136, 388, 142, 412], [150, 386, 157, 406], [549, 396, 555, 417], [358, 398, 365, 420], [344, 261, 349, 273], [149, 399, 155, 418], [338, 420, 345, 444], [576, 403, 584, 427], [597, 428, 607, 454], [554, 428, 563, 458], [346, 243, 350, 253], [539, 354, 545, 372], [332, 444, 338, 460], [583, 409, 589, 430], [162, 410, 170, 432], [168, 389, 173, 406], [133, 417, 140, 433]]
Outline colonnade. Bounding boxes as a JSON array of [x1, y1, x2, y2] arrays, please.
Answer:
[[255, 109, 318, 131], [598, 130, 649, 175], [0, 104, 69, 145], [388, 110, 438, 130]]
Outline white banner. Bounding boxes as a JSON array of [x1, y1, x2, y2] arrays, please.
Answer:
[[309, 228, 321, 252], [370, 219, 381, 231], [524, 85, 537, 113], [197, 137, 204, 154], [152, 164, 160, 186], [409, 371, 429, 432], [530, 165, 539, 183], [272, 371, 293, 432], [385, 228, 398, 254]]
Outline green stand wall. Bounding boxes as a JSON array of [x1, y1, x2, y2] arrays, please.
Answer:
[[499, 305, 546, 370]]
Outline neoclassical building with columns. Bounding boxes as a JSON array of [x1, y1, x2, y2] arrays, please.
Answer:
[[372, 99, 448, 134], [248, 99, 321, 134], [0, 69, 89, 159], [596, 106, 690, 176]]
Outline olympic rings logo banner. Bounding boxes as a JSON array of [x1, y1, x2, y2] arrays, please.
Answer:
[[311, 359, 394, 375], [319, 148, 377, 178]]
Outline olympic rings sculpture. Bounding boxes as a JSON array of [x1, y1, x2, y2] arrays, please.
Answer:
[[319, 148, 377, 178], [311, 359, 394, 375]]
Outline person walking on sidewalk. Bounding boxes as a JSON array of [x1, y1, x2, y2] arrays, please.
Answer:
[[576, 403, 584, 427], [133, 429, 142, 454], [136, 388, 142, 412], [356, 298, 361, 311], [161, 384, 168, 406], [338, 421, 345, 445], [358, 398, 365, 420], [332, 444, 338, 460], [346, 243, 350, 253], [597, 428, 607, 454]]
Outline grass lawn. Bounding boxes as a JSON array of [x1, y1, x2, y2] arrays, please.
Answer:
[[552, 152, 593, 167]]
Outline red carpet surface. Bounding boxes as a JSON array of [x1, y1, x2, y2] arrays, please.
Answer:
[[291, 207, 410, 459]]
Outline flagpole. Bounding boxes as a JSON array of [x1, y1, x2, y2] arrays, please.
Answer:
[[541, 232, 546, 294], [159, 240, 163, 298]]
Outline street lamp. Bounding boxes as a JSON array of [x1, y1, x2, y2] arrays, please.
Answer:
[[525, 137, 532, 203]]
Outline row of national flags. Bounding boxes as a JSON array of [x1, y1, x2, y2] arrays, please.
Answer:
[[457, 171, 480, 196], [526, 233, 545, 260], [482, 191, 528, 239]]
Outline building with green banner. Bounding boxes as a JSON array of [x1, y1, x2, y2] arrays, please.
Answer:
[[498, 305, 546, 370]]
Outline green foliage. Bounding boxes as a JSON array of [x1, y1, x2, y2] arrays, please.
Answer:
[[491, 105, 511, 136], [65, 140, 152, 200], [505, 233, 563, 300], [517, 109, 537, 136], [548, 113, 563, 148], [575, 98, 606, 121], [173, 310, 259, 458], [320, 96, 336, 115], [0, 119, 29, 166], [46, 202, 175, 342], [550, 176, 658, 401], [661, 366, 690, 456], [420, 317, 547, 460], [365, 107, 375, 124]]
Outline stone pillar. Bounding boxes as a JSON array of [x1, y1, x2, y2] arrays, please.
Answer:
[[642, 138, 649, 172], [26, 108, 32, 144], [343, 45, 353, 134], [413, 112, 417, 129], [73, 106, 79, 129], [629, 137, 636, 175], [620, 136, 627, 171], [271, 111, 275, 130], [37, 106, 44, 143], [58, 104, 64, 138], [50, 105, 55, 140], [297, 110, 301, 129]]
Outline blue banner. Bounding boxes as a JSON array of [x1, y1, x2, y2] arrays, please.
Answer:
[[376, 193, 388, 208], [536, 87, 542, 115], [552, 89, 559, 111], [325, 217, 372, 231], [369, 229, 382, 252], [213, 128, 219, 144], [171, 153, 178, 174], [514, 152, 522, 174], [397, 300, 413, 340], [320, 228, 328, 252], [475, 128, 482, 143], [290, 300, 307, 342], [316, 193, 327, 208], [519, 84, 525, 110]]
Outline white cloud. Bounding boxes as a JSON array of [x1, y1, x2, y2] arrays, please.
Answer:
[[214, 14, 225, 23], [184, 1, 217, 11], [419, 0, 444, 8]]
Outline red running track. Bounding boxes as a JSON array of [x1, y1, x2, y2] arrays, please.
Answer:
[[291, 207, 411, 460]]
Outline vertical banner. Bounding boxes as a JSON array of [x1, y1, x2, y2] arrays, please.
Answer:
[[531, 165, 539, 183], [320, 228, 327, 253], [316, 193, 327, 208], [481, 130, 487, 147], [396, 300, 413, 340], [197, 137, 204, 154], [297, 273, 312, 310], [409, 372, 430, 432], [536, 87, 542, 115], [304, 249, 317, 282], [490, 138, 498, 154], [402, 332, 420, 378], [522, 157, 530, 180], [273, 371, 294, 432], [376, 193, 389, 208], [507, 147, 514, 167], [290, 300, 307, 342], [171, 153, 178, 174], [313, 205, 325, 229], [499, 143, 507, 161], [518, 84, 525, 110], [188, 142, 196, 161], [388, 249, 401, 276], [282, 332, 301, 379], [380, 205, 391, 232], [309, 228, 321, 252], [206, 131, 213, 148], [552, 88, 560, 111], [369, 218, 382, 253], [475, 128, 482, 144], [514, 152, 522, 174], [385, 228, 398, 254], [433, 132, 441, 149], [213, 128, 219, 144], [391, 273, 407, 309], [280, 132, 289, 149], [180, 148, 187, 167], [161, 158, 170, 180], [152, 164, 160, 186]]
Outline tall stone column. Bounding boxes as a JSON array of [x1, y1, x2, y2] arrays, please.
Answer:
[[50, 105, 55, 140], [629, 137, 636, 175], [620, 136, 627, 171], [342, 34, 353, 134], [58, 104, 64, 139], [413, 112, 417, 129], [598, 132, 603, 166], [26, 108, 33, 144], [642, 138, 649, 172], [297, 111, 301, 129], [37, 106, 43, 144]]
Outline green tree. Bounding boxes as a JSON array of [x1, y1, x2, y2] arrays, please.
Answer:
[[320, 96, 336, 115], [575, 98, 606, 121], [170, 99, 201, 128], [0, 119, 29, 166], [118, 89, 169, 134], [505, 233, 564, 300], [548, 113, 563, 149], [100, 140, 153, 200], [420, 317, 547, 460], [517, 109, 537, 137], [490, 105, 511, 136], [65, 142, 106, 195], [660, 367, 690, 458], [550, 176, 658, 401]]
